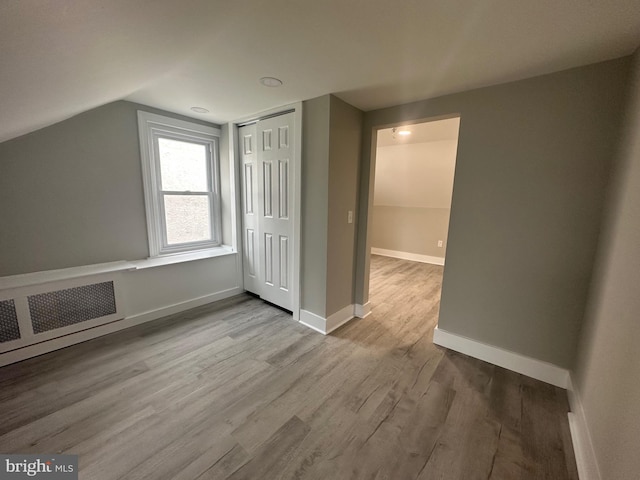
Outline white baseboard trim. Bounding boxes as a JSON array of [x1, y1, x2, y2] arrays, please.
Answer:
[[567, 375, 601, 480], [0, 287, 243, 368], [371, 247, 445, 266], [299, 304, 356, 335], [299, 310, 328, 334], [125, 287, 243, 325], [354, 302, 371, 318], [432, 326, 569, 388], [326, 304, 356, 333]]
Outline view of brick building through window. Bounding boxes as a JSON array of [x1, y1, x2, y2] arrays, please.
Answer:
[[158, 138, 212, 245]]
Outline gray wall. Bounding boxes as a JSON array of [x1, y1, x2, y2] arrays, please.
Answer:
[[356, 57, 631, 367], [326, 96, 362, 316], [372, 206, 450, 258], [0, 100, 222, 276], [573, 48, 640, 480], [301, 95, 330, 317], [301, 94, 362, 318]]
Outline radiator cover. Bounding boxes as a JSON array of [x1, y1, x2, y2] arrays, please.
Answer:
[[28, 281, 117, 334], [0, 300, 20, 343]]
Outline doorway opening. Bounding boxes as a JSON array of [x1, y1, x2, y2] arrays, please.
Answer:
[[368, 117, 460, 334]]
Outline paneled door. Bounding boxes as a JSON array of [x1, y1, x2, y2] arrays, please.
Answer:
[[239, 112, 294, 311]]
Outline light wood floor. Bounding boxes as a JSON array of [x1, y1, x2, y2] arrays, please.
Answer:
[[0, 255, 578, 479]]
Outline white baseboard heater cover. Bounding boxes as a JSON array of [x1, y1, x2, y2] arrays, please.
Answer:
[[0, 275, 123, 354]]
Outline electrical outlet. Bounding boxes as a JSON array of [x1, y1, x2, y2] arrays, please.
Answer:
[[437, 240, 443, 247], [348, 210, 353, 224]]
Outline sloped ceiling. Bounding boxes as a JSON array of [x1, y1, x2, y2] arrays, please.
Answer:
[[1, 0, 640, 143]]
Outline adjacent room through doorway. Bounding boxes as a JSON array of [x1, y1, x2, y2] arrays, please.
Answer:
[[368, 117, 460, 334]]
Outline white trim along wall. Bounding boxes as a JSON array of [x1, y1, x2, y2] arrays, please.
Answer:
[[371, 247, 445, 266], [300, 304, 361, 335], [566, 376, 602, 480], [299, 300, 372, 335], [433, 326, 569, 388]]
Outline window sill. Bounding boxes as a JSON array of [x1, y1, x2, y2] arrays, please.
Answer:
[[130, 246, 237, 270], [0, 248, 236, 290]]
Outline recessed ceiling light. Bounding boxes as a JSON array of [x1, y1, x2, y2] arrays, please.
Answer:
[[190, 106, 209, 113], [398, 130, 411, 136], [260, 77, 283, 87]]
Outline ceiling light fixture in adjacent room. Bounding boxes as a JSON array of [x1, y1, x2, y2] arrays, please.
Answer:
[[190, 107, 209, 113], [392, 127, 411, 139], [260, 76, 283, 87]]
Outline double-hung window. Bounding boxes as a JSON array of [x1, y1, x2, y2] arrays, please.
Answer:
[[138, 111, 221, 256]]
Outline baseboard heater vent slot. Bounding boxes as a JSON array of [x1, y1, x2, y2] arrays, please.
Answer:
[[28, 281, 117, 334], [0, 300, 20, 343]]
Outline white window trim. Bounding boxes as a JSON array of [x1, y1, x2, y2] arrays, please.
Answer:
[[137, 111, 222, 257]]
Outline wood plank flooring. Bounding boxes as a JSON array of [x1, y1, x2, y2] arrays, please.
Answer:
[[0, 255, 578, 479]]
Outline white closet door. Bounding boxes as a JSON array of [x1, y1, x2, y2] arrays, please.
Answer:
[[239, 123, 260, 294], [240, 112, 294, 311]]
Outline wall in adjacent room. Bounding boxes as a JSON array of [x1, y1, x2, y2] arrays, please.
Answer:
[[372, 207, 451, 259], [372, 139, 457, 259]]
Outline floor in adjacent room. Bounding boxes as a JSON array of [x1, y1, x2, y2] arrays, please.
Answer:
[[0, 255, 578, 479]]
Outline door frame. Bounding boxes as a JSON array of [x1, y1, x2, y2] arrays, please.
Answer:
[[355, 112, 461, 313], [230, 102, 303, 321]]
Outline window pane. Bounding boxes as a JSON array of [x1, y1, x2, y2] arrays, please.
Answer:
[[158, 138, 208, 191], [164, 195, 211, 245]]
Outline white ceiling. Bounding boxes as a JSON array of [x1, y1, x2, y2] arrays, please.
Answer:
[[377, 118, 461, 147], [2, 0, 640, 143]]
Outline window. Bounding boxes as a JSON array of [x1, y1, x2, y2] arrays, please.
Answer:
[[137, 111, 222, 256]]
